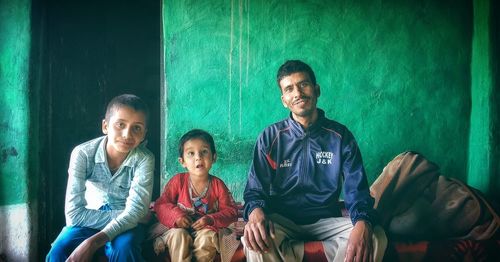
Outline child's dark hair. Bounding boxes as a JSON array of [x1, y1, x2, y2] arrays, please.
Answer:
[[276, 60, 317, 88], [105, 94, 149, 124], [178, 129, 216, 158]]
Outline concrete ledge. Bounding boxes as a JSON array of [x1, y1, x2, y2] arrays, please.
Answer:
[[0, 203, 31, 262]]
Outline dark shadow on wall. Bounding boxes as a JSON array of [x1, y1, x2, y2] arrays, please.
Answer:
[[490, 0, 500, 201], [30, 0, 46, 260], [34, 0, 161, 259]]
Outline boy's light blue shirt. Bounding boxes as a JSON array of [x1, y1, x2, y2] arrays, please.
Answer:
[[64, 136, 154, 240]]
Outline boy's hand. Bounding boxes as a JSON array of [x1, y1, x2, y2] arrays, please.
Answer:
[[66, 239, 95, 262], [191, 216, 214, 231], [175, 215, 192, 228], [66, 231, 108, 262]]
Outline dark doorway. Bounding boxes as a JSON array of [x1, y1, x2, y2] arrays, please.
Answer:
[[36, 0, 161, 259]]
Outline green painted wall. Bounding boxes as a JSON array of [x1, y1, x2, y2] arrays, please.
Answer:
[[467, 0, 500, 198], [162, 0, 472, 202], [468, 0, 492, 192], [0, 0, 31, 205]]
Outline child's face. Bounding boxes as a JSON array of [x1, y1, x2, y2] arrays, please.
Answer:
[[179, 138, 216, 178], [102, 106, 147, 158]]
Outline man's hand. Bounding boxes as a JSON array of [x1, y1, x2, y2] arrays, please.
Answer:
[[175, 215, 193, 229], [243, 208, 275, 253], [66, 232, 109, 262], [345, 220, 373, 262], [192, 216, 214, 231]]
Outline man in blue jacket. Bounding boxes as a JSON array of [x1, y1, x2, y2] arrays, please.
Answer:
[[242, 60, 386, 262]]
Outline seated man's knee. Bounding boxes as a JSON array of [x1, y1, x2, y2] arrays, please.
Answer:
[[372, 225, 388, 262]]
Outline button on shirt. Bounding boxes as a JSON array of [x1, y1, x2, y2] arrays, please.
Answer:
[[64, 136, 154, 240]]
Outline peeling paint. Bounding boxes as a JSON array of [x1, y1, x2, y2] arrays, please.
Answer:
[[0, 0, 31, 205], [1, 147, 18, 163]]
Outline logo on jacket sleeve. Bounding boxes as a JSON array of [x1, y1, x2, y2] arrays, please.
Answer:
[[316, 151, 333, 165], [279, 159, 292, 168]]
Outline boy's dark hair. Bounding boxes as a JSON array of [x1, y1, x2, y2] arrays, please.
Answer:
[[276, 60, 317, 88], [105, 94, 149, 124], [178, 129, 216, 158]]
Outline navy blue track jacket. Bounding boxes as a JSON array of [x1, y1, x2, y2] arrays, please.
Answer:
[[243, 109, 377, 225]]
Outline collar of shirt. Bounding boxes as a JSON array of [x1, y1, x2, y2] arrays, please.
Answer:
[[94, 136, 144, 171]]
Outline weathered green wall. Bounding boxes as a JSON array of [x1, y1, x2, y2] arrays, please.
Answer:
[[162, 0, 472, 201], [468, 0, 492, 192], [0, 0, 31, 206], [467, 0, 500, 197], [0, 0, 36, 260]]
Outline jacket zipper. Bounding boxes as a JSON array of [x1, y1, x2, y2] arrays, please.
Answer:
[[300, 132, 309, 189]]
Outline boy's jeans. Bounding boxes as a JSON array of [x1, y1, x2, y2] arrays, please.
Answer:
[[46, 224, 146, 262]]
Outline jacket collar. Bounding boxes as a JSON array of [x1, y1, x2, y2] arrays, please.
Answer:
[[287, 108, 326, 137]]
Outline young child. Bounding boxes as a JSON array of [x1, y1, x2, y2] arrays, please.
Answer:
[[46, 94, 155, 261], [153, 129, 238, 262]]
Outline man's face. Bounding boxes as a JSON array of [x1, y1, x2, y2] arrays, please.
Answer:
[[279, 72, 320, 120], [102, 106, 147, 157]]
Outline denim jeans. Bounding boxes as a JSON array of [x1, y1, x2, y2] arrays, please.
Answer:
[[46, 224, 146, 262]]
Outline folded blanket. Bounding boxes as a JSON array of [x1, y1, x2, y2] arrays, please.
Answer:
[[370, 151, 499, 240]]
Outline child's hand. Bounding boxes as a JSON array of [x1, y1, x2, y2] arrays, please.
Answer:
[[192, 216, 214, 231], [175, 215, 192, 228]]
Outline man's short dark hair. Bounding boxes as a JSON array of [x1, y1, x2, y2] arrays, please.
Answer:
[[178, 129, 216, 158], [276, 60, 317, 88], [105, 94, 150, 125]]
